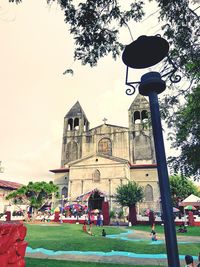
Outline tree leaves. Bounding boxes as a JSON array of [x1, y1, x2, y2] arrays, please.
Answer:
[[115, 181, 144, 207], [169, 175, 200, 206], [168, 86, 200, 180], [6, 181, 59, 210]]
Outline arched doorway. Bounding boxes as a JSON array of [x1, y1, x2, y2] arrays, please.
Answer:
[[88, 190, 104, 211]]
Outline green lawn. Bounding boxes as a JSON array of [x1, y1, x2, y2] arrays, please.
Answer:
[[25, 258, 161, 267], [24, 223, 200, 266], [25, 224, 166, 254], [25, 223, 200, 256]]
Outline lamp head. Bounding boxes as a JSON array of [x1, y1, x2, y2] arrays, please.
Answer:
[[122, 35, 169, 69]]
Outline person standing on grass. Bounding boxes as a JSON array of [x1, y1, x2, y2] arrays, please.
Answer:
[[99, 213, 103, 226], [90, 213, 95, 225], [96, 213, 100, 227]]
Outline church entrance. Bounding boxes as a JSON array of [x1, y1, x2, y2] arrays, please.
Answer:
[[88, 190, 104, 211]]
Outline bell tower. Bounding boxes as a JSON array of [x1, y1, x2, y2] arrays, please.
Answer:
[[61, 101, 89, 167], [128, 94, 155, 164]]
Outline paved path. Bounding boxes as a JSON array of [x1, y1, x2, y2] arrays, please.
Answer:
[[25, 229, 199, 266], [127, 229, 200, 243]]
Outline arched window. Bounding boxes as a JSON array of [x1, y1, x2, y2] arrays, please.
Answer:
[[74, 118, 79, 130], [133, 111, 141, 124], [141, 110, 148, 123], [67, 118, 73, 130], [66, 141, 78, 162], [145, 184, 153, 201], [84, 120, 88, 131], [61, 186, 68, 198], [98, 138, 112, 156], [93, 169, 101, 182]]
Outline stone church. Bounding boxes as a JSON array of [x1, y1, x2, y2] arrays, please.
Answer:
[[50, 94, 161, 213]]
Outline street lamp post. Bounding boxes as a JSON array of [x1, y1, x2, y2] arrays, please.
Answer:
[[122, 35, 180, 267]]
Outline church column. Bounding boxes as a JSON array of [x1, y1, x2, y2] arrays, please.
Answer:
[[81, 180, 84, 194], [108, 179, 112, 211], [68, 180, 72, 202]]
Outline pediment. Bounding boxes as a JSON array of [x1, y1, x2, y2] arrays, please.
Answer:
[[89, 123, 128, 133], [68, 153, 129, 167]]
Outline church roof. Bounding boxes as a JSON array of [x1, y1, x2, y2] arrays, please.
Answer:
[[130, 163, 157, 169], [89, 123, 128, 132], [68, 153, 129, 166], [128, 94, 149, 111], [65, 101, 88, 120], [49, 167, 69, 173], [0, 180, 22, 190]]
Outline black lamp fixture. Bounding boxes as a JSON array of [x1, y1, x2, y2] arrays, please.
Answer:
[[122, 35, 181, 267], [122, 35, 169, 68], [122, 35, 181, 96]]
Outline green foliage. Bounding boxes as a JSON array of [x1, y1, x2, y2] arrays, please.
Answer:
[[158, 0, 200, 82], [118, 209, 124, 219], [169, 175, 200, 206], [115, 181, 144, 207], [61, 0, 145, 66], [168, 86, 200, 180], [9, 0, 200, 80], [109, 210, 115, 219], [6, 181, 58, 210]]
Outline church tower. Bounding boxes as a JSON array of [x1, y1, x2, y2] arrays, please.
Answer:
[[128, 94, 155, 164], [61, 101, 89, 167]]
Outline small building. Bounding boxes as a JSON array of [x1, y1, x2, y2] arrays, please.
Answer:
[[50, 94, 161, 213], [0, 180, 22, 213]]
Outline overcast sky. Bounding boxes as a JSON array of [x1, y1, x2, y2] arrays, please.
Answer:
[[0, 0, 182, 184]]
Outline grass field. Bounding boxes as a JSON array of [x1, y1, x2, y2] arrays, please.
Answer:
[[25, 258, 161, 267], [24, 223, 200, 266], [25, 223, 200, 255]]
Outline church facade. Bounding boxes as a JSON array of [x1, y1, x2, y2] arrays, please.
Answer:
[[50, 94, 161, 213]]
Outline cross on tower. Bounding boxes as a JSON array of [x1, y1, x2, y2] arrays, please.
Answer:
[[102, 118, 108, 124]]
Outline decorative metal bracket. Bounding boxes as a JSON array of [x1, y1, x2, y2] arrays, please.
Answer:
[[125, 55, 181, 96], [160, 55, 181, 83], [125, 66, 140, 96]]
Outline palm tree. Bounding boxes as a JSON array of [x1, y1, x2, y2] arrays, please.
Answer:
[[115, 181, 144, 225]]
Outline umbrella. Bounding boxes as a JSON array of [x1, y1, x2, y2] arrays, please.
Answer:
[[173, 207, 180, 212], [64, 203, 86, 211], [184, 205, 196, 210]]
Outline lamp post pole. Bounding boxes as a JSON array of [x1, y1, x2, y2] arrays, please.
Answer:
[[139, 72, 180, 267], [122, 35, 181, 267], [149, 91, 180, 267]]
